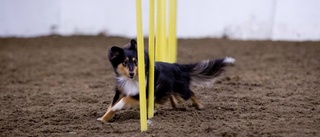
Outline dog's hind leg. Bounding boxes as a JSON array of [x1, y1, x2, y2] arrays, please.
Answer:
[[98, 96, 139, 122], [174, 85, 204, 110], [170, 93, 190, 110], [190, 92, 204, 110], [170, 95, 179, 108], [179, 88, 204, 110]]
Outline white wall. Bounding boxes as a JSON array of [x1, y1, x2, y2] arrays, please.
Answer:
[[178, 0, 276, 40], [272, 0, 320, 41], [0, 0, 59, 37], [0, 0, 320, 41]]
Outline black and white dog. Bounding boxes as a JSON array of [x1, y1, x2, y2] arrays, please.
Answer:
[[97, 39, 235, 122]]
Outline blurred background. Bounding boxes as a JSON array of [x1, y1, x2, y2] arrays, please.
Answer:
[[1, 0, 320, 41]]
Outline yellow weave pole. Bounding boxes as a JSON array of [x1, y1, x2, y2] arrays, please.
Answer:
[[155, 0, 173, 62], [148, 0, 155, 119], [168, 0, 177, 63], [155, 0, 162, 61], [160, 0, 167, 61], [135, 0, 147, 132], [155, 0, 167, 62]]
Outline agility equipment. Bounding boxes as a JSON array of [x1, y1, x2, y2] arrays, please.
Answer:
[[148, 0, 155, 120], [135, 0, 177, 132], [135, 0, 147, 131]]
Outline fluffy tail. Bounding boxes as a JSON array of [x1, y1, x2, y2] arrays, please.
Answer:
[[183, 57, 235, 86]]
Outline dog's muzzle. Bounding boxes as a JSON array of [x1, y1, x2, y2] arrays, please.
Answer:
[[129, 72, 135, 79]]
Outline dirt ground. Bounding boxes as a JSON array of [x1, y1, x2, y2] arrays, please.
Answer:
[[0, 36, 319, 137]]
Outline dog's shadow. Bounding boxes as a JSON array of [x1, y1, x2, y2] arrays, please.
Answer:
[[108, 106, 197, 122], [109, 110, 140, 122]]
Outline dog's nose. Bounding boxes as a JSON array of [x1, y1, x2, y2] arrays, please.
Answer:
[[129, 72, 134, 77]]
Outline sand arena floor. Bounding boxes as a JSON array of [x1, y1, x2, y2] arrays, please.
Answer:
[[0, 36, 319, 137]]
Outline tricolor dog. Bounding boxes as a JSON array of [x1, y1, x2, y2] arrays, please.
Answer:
[[97, 39, 235, 122]]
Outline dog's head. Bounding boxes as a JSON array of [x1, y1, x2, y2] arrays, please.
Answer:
[[108, 39, 139, 79]]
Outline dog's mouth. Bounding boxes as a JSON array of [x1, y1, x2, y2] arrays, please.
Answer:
[[128, 72, 135, 79], [128, 74, 135, 79]]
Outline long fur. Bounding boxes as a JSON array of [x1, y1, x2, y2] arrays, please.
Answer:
[[97, 39, 235, 122], [188, 57, 235, 86], [153, 57, 235, 104]]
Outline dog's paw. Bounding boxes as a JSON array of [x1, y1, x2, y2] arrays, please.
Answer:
[[195, 104, 205, 110], [147, 119, 153, 125], [154, 109, 158, 114], [197, 105, 205, 110], [97, 117, 107, 123]]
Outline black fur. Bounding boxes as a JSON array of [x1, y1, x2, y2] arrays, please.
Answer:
[[99, 39, 235, 122], [153, 58, 233, 104], [109, 39, 234, 104]]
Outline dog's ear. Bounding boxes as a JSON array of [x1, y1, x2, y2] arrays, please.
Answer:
[[128, 39, 137, 50], [108, 46, 124, 61]]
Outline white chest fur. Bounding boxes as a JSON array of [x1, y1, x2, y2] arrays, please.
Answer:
[[116, 76, 139, 96]]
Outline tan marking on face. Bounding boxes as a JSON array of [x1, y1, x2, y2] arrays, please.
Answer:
[[124, 67, 130, 77], [133, 65, 138, 76], [132, 57, 138, 77], [117, 63, 126, 76]]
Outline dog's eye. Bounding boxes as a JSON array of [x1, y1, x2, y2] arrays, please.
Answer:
[[122, 61, 128, 66], [133, 60, 138, 65]]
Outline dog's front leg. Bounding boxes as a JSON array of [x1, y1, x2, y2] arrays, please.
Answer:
[[97, 88, 122, 122], [97, 105, 118, 122], [98, 96, 139, 122]]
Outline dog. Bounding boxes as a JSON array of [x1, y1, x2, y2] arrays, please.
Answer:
[[97, 39, 235, 122]]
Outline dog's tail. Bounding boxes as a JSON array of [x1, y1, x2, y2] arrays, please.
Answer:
[[180, 57, 235, 86]]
